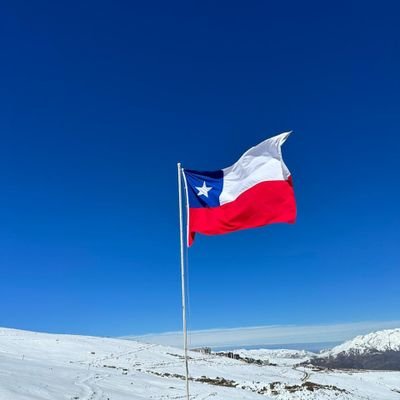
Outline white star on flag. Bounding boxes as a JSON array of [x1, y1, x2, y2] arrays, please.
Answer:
[[195, 181, 212, 198]]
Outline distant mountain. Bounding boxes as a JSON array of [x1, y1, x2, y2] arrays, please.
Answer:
[[225, 348, 317, 366], [310, 328, 400, 370], [214, 341, 340, 353]]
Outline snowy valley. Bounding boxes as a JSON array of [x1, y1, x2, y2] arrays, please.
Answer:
[[0, 327, 399, 400]]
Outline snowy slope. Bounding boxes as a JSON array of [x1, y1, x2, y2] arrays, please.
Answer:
[[0, 327, 400, 400], [323, 328, 400, 356]]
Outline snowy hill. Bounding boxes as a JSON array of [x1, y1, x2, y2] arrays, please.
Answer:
[[310, 329, 400, 371], [1, 327, 400, 399], [219, 348, 316, 366], [325, 328, 400, 356]]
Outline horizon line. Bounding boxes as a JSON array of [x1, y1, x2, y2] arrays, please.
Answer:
[[122, 320, 400, 349]]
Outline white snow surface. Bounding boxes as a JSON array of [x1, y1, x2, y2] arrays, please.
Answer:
[[324, 328, 400, 356], [229, 349, 316, 366], [0, 327, 399, 400]]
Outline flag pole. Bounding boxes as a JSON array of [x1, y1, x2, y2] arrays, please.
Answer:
[[177, 162, 190, 400]]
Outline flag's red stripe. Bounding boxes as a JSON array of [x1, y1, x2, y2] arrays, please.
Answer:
[[188, 179, 296, 246]]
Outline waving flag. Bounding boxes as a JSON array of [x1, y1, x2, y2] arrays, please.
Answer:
[[183, 132, 296, 245]]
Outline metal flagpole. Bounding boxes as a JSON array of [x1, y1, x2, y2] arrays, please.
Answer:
[[177, 162, 190, 400]]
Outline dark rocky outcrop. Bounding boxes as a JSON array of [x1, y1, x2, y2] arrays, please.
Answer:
[[309, 349, 400, 371]]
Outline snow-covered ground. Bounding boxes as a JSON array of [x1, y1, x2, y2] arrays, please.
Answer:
[[0, 327, 399, 400], [228, 348, 316, 366]]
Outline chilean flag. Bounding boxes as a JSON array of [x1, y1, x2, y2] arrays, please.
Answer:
[[183, 132, 296, 246]]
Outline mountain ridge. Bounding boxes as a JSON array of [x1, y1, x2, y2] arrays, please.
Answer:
[[310, 328, 400, 371]]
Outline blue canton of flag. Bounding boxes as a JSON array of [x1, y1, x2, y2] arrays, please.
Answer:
[[184, 170, 223, 208]]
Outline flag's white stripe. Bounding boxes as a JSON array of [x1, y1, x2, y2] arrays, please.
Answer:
[[219, 132, 292, 206]]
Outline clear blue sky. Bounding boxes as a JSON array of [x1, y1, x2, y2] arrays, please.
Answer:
[[0, 1, 399, 337]]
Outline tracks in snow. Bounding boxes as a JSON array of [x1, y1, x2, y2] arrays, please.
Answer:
[[292, 365, 311, 382], [71, 345, 157, 400], [74, 373, 109, 400]]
